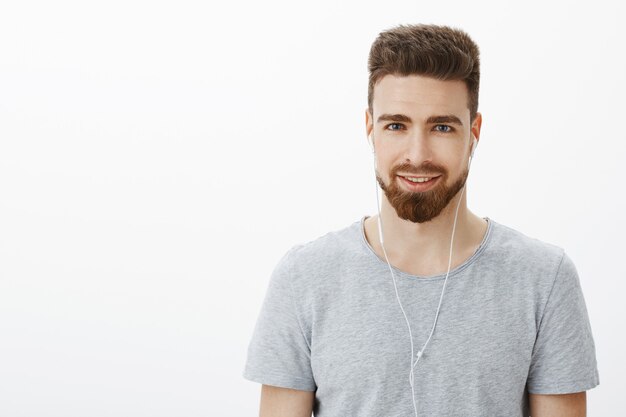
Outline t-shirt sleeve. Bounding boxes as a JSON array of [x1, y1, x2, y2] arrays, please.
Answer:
[[526, 251, 600, 394], [242, 248, 317, 391]]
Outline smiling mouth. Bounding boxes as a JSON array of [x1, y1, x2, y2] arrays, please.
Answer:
[[399, 175, 439, 183], [398, 175, 441, 190]]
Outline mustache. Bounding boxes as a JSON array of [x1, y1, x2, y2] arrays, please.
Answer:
[[391, 161, 447, 177]]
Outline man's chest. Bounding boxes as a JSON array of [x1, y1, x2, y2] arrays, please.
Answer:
[[308, 277, 537, 394]]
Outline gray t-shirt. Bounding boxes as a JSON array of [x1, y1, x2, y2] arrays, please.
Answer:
[[243, 216, 599, 416]]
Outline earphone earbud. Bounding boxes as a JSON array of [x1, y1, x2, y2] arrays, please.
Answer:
[[470, 137, 478, 159], [368, 133, 378, 169]]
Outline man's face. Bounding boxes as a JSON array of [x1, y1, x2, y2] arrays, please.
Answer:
[[366, 74, 481, 223]]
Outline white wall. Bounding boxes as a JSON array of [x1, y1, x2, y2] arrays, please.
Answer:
[[0, 0, 623, 415]]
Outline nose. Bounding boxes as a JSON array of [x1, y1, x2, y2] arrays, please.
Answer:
[[404, 132, 433, 165]]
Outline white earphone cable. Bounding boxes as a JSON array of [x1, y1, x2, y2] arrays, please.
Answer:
[[373, 147, 474, 417]]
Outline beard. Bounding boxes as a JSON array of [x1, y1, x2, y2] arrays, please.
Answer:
[[376, 160, 469, 224]]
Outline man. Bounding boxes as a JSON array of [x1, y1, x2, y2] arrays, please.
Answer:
[[243, 24, 599, 416]]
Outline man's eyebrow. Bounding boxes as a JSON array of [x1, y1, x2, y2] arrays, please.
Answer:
[[377, 114, 412, 123], [426, 114, 464, 126], [376, 113, 464, 126]]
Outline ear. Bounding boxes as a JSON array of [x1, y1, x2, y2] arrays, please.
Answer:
[[470, 112, 483, 144], [365, 108, 374, 140]]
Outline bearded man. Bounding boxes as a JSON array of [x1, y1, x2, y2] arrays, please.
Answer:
[[243, 23, 599, 417]]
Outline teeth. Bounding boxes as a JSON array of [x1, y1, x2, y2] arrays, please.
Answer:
[[405, 176, 434, 183]]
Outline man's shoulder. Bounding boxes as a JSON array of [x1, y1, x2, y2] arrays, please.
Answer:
[[269, 219, 363, 294], [487, 218, 566, 272], [491, 219, 564, 253], [285, 218, 361, 265]]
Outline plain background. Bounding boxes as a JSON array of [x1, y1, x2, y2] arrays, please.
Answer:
[[0, 0, 624, 415]]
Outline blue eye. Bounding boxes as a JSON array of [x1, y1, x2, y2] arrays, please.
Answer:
[[434, 125, 453, 133], [385, 123, 404, 131]]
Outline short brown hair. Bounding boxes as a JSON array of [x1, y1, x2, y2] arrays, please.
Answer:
[[368, 24, 480, 123]]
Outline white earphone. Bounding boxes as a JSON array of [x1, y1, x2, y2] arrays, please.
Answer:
[[369, 130, 477, 417], [368, 133, 377, 168], [470, 136, 477, 159]]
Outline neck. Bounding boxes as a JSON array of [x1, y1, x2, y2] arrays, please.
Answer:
[[367, 185, 486, 274]]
